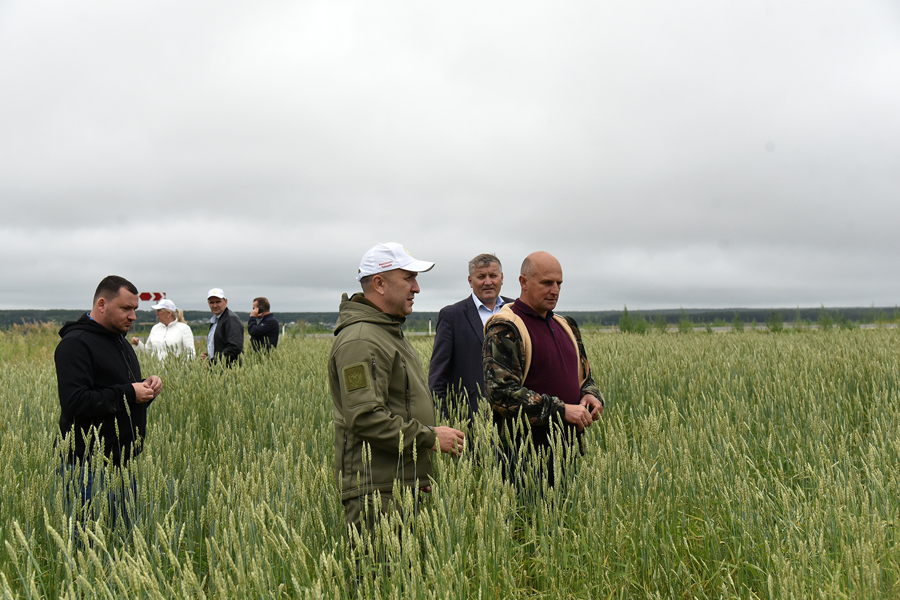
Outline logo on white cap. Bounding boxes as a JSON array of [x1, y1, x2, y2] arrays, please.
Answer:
[[357, 243, 435, 281], [207, 288, 226, 299], [151, 298, 177, 311]]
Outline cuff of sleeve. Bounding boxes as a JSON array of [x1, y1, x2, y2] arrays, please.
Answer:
[[547, 395, 567, 419], [121, 383, 136, 403], [425, 427, 438, 452]]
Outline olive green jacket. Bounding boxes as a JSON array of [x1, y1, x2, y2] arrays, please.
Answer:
[[329, 293, 438, 502]]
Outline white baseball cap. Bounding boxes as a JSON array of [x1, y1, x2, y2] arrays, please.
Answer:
[[207, 288, 226, 299], [357, 242, 435, 282], [151, 299, 177, 311]]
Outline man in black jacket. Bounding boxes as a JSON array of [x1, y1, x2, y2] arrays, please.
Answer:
[[248, 296, 279, 351], [201, 287, 244, 364], [55, 275, 162, 524], [56, 275, 162, 466]]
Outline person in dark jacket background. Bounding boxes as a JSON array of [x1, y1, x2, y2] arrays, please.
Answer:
[[201, 287, 244, 364], [55, 275, 162, 525], [248, 296, 279, 351]]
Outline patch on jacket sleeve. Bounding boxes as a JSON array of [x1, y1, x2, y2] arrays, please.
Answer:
[[342, 362, 370, 393]]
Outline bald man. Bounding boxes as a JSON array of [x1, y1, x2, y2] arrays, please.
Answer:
[[483, 251, 604, 488]]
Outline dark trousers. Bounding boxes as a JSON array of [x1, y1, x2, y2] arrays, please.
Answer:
[[59, 461, 137, 531], [497, 430, 579, 497], [343, 491, 396, 536]]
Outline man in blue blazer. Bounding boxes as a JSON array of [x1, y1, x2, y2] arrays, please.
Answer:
[[429, 254, 513, 421]]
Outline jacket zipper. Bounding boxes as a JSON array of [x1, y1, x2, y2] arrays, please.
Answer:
[[341, 433, 347, 480], [404, 364, 411, 419], [119, 337, 137, 383]]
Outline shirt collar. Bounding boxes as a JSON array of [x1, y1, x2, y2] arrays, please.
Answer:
[[513, 298, 553, 321], [472, 293, 504, 312]]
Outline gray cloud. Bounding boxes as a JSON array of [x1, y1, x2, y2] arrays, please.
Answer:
[[2, 0, 899, 311]]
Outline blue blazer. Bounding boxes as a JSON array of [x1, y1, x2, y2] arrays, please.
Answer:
[[428, 295, 513, 419]]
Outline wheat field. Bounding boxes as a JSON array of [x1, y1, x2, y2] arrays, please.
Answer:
[[1, 323, 899, 598]]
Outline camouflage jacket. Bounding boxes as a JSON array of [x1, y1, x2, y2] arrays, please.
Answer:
[[482, 307, 603, 448]]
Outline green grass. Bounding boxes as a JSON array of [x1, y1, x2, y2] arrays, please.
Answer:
[[1, 326, 899, 597]]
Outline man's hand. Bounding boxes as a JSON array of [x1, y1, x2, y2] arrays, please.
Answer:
[[580, 394, 604, 421], [432, 426, 465, 456], [250, 307, 260, 318], [132, 383, 155, 403], [145, 375, 162, 397], [563, 404, 593, 431], [132, 376, 162, 404], [130, 337, 140, 346], [200, 352, 209, 361]]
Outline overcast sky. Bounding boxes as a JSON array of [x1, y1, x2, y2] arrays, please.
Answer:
[[2, 1, 899, 313]]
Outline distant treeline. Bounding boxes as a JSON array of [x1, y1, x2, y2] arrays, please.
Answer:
[[0, 310, 351, 333], [2, 306, 898, 332], [586, 306, 900, 329]]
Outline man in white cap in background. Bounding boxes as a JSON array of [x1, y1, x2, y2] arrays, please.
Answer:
[[329, 242, 466, 535], [201, 288, 244, 365]]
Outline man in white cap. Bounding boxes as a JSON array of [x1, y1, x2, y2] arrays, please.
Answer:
[[200, 288, 244, 365], [329, 242, 466, 534]]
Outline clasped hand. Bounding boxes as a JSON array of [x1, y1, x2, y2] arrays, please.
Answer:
[[563, 394, 604, 431], [132, 375, 162, 403]]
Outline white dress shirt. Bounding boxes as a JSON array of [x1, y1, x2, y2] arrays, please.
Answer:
[[472, 293, 505, 327]]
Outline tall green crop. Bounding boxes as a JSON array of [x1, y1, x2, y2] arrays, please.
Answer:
[[1, 328, 899, 598]]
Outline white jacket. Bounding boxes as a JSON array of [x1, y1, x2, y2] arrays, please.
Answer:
[[137, 321, 196, 359]]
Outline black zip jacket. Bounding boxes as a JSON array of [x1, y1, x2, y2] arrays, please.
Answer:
[[248, 313, 279, 351], [209, 307, 244, 364], [55, 314, 152, 466]]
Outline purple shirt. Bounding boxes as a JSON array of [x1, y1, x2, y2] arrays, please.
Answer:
[[511, 299, 581, 407]]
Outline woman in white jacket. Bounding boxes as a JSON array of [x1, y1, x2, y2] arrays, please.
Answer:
[[130, 299, 196, 359]]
